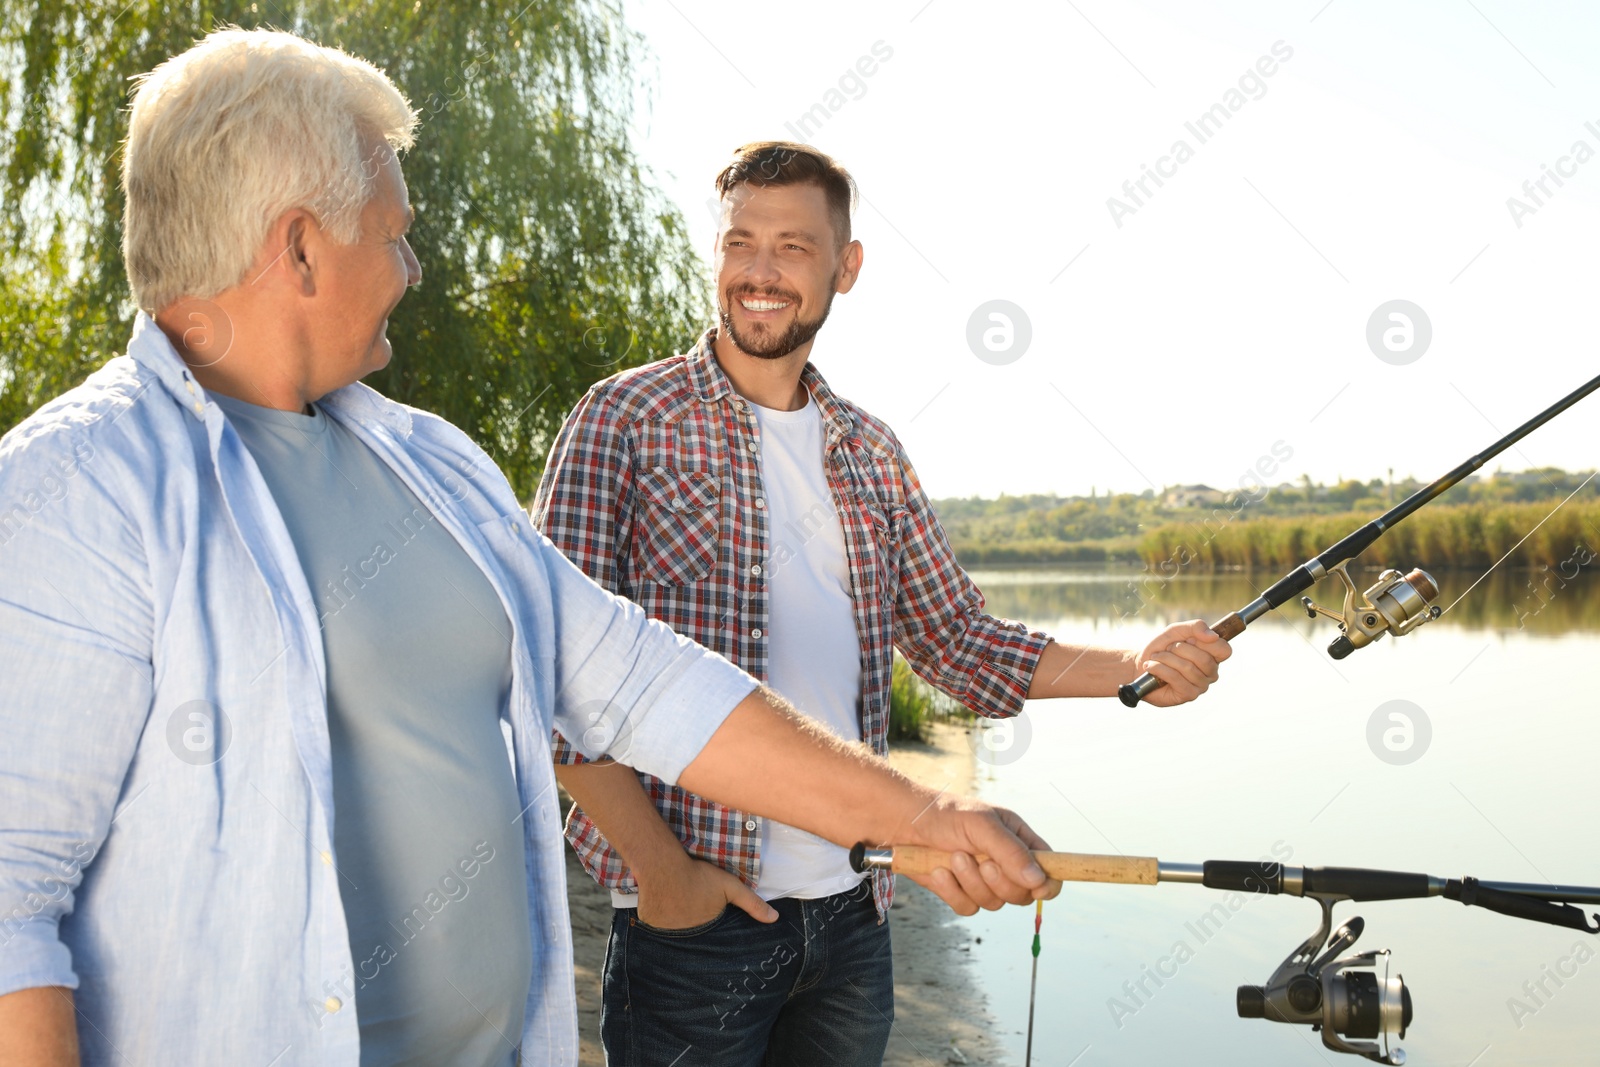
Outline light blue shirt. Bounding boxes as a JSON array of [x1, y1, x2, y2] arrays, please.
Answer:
[[0, 314, 758, 1065]]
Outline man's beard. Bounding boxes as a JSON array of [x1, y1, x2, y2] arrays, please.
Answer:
[[720, 282, 836, 360]]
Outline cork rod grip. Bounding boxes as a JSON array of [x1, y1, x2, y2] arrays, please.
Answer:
[[887, 846, 1159, 885], [1210, 612, 1247, 640]]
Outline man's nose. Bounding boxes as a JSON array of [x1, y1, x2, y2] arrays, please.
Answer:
[[402, 237, 422, 287], [743, 247, 781, 287]]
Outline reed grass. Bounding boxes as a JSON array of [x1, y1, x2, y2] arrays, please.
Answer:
[[1135, 502, 1600, 572], [888, 654, 968, 743]]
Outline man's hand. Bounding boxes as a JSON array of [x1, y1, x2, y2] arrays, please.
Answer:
[[634, 853, 778, 930], [898, 793, 1062, 916], [680, 690, 1061, 917], [1130, 619, 1232, 706]]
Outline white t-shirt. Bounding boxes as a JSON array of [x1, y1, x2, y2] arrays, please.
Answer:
[[749, 393, 867, 901], [609, 391, 868, 909]]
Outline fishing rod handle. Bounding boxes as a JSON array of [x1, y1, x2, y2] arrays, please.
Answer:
[[1117, 612, 1247, 707], [850, 844, 1159, 885]]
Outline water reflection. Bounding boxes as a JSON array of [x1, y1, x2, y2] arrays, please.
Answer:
[[941, 566, 1600, 1067], [971, 566, 1600, 635]]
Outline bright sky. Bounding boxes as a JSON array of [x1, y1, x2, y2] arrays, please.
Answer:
[[620, 0, 1600, 500]]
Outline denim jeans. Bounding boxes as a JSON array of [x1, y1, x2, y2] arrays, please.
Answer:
[[599, 880, 893, 1066]]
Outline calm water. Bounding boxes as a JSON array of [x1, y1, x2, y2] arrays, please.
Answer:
[[937, 566, 1600, 1067]]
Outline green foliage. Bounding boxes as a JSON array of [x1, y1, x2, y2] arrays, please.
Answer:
[[936, 492, 1150, 546], [0, 0, 706, 497], [1136, 501, 1600, 572], [888, 653, 965, 744]]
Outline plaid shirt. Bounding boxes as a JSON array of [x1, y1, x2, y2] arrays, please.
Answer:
[[532, 328, 1053, 917]]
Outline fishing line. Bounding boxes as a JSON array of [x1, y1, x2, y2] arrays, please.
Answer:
[[1112, 371, 1600, 703], [1437, 469, 1598, 618]]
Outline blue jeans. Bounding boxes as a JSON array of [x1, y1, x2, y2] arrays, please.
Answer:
[[600, 881, 893, 1067]]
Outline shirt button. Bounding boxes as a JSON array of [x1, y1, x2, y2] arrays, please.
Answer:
[[320, 850, 332, 866], [744, 820, 757, 831], [186, 381, 196, 395], [671, 496, 683, 509], [755, 498, 766, 509], [750, 564, 762, 576], [324, 996, 342, 1014], [751, 628, 763, 639], [747, 441, 759, 453]]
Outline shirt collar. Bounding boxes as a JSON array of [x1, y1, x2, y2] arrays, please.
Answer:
[[685, 326, 859, 450], [126, 312, 210, 418], [684, 327, 731, 403]]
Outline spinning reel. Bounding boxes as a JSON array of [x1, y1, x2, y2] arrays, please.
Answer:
[[1237, 899, 1412, 1064], [1119, 371, 1600, 705], [1301, 564, 1442, 661], [855, 845, 1599, 1064]]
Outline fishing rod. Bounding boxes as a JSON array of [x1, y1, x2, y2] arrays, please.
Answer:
[[852, 844, 1600, 1065], [1118, 371, 1600, 707]]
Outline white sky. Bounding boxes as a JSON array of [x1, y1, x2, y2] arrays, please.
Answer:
[[619, 0, 1600, 500]]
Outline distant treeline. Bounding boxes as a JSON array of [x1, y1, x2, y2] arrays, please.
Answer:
[[937, 470, 1599, 570]]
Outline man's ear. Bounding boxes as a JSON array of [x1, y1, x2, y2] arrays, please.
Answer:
[[286, 213, 318, 296], [835, 240, 864, 295], [258, 210, 318, 296]]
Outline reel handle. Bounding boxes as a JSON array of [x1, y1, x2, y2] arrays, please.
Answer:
[[1118, 612, 1247, 707], [850, 844, 1159, 886], [1446, 877, 1600, 933]]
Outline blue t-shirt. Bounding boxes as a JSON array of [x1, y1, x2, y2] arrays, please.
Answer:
[[216, 392, 530, 1067]]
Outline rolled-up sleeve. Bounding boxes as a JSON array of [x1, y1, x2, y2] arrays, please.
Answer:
[[888, 446, 1053, 719], [536, 530, 756, 784], [0, 426, 152, 997]]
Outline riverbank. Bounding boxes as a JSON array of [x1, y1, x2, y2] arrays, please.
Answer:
[[564, 720, 1004, 1065], [883, 721, 1007, 1066]]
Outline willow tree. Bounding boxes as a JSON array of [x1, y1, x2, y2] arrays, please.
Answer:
[[0, 0, 706, 496]]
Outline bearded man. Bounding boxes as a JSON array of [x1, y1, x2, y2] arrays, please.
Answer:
[[536, 141, 1232, 1066]]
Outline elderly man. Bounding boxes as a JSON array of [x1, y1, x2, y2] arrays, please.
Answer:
[[0, 29, 1057, 1067]]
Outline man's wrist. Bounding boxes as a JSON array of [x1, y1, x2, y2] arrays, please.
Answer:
[[1116, 648, 1141, 692], [627, 842, 694, 888], [896, 784, 955, 849]]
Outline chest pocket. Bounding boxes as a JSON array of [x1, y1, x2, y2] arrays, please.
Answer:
[[634, 468, 722, 586], [866, 489, 906, 540]]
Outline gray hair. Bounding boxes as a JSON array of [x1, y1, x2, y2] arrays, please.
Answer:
[[122, 27, 418, 312]]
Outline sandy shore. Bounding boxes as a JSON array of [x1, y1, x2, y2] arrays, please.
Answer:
[[563, 720, 1006, 1065]]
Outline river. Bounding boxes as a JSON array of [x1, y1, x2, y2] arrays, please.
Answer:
[[945, 566, 1600, 1067]]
